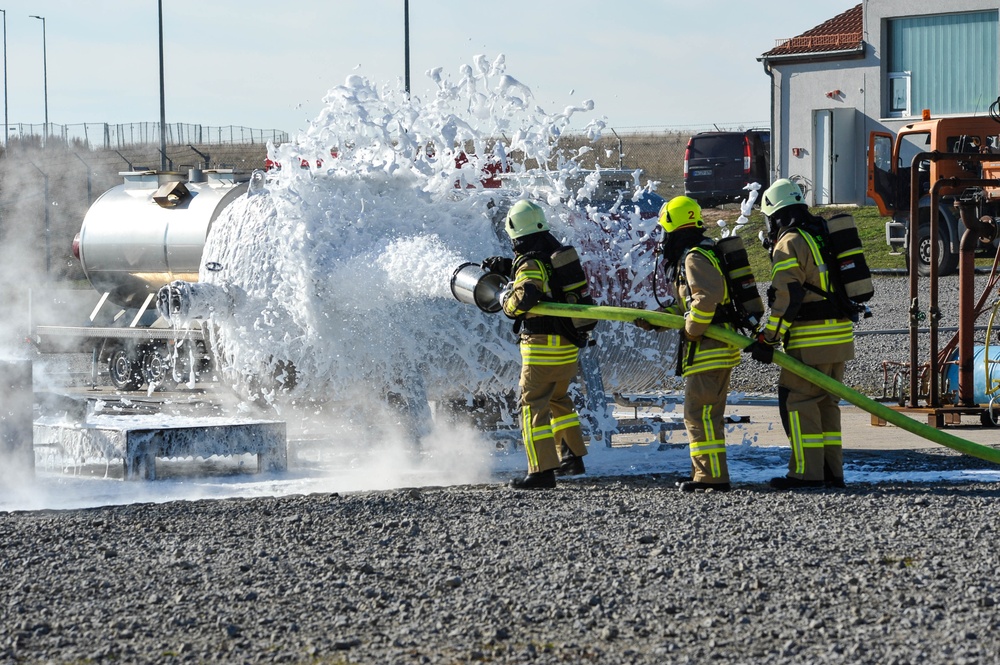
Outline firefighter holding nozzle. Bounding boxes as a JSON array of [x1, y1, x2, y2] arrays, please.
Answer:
[[636, 196, 738, 492], [481, 200, 589, 490]]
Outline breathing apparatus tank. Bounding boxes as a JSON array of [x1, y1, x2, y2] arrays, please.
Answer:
[[824, 214, 874, 305], [549, 246, 598, 335], [714, 235, 765, 332]]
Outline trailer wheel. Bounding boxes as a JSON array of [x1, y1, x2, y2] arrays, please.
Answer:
[[141, 347, 177, 390], [108, 348, 143, 391]]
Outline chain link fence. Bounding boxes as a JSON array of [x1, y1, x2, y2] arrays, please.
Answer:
[[6, 122, 289, 149]]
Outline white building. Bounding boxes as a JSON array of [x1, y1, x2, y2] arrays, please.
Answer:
[[760, 1, 999, 205]]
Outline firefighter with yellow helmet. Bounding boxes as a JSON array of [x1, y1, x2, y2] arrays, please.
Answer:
[[482, 199, 589, 489], [636, 195, 738, 492], [749, 178, 851, 489]]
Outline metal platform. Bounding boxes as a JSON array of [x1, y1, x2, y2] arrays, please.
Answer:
[[34, 419, 287, 480], [870, 404, 999, 429]]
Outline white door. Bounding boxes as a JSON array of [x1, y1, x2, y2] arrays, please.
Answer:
[[814, 110, 833, 205], [832, 108, 857, 203]]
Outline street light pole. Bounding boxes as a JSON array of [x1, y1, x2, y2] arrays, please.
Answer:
[[1, 9, 8, 149], [404, 0, 410, 96], [157, 0, 167, 171], [29, 14, 47, 142]]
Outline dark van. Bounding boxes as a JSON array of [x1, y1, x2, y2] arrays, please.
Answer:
[[684, 130, 770, 208]]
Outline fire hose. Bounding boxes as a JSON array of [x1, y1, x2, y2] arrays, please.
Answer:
[[531, 301, 1000, 466]]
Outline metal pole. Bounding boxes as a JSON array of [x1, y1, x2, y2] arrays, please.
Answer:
[[158, 0, 167, 171], [1, 9, 7, 149], [73, 152, 93, 206], [27, 160, 50, 279], [403, 0, 410, 96], [28, 15, 46, 141]]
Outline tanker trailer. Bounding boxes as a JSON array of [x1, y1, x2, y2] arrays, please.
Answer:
[[33, 168, 250, 391]]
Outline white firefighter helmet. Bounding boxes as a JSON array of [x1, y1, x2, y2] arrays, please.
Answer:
[[760, 178, 805, 217], [505, 200, 549, 239]]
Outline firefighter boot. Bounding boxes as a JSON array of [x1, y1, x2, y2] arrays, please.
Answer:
[[769, 476, 824, 490], [824, 460, 847, 488], [555, 454, 586, 477], [509, 469, 556, 489]]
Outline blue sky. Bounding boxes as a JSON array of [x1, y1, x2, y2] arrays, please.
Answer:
[[0, 1, 851, 135]]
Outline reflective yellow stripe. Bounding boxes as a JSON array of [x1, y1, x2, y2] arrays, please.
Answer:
[[688, 403, 725, 478], [701, 404, 715, 442], [729, 265, 753, 278], [690, 440, 726, 456], [689, 306, 714, 324], [824, 432, 843, 447], [799, 231, 832, 292], [551, 413, 580, 432], [521, 337, 579, 366], [800, 433, 824, 448], [771, 257, 798, 278], [520, 404, 554, 469], [765, 316, 791, 338], [786, 319, 854, 350], [681, 346, 740, 376], [513, 269, 545, 285], [521, 405, 538, 468], [789, 411, 805, 474]]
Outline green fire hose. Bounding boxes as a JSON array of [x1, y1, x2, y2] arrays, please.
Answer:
[[532, 301, 1000, 465]]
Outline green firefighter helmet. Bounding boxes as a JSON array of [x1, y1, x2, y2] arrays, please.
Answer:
[[658, 196, 703, 233], [761, 178, 805, 216], [505, 199, 549, 239]]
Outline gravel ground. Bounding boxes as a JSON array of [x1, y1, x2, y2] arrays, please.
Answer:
[[3, 479, 1000, 664], [5, 276, 1000, 664]]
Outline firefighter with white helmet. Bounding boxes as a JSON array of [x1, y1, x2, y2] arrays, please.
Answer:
[[750, 178, 852, 489], [636, 195, 739, 492], [481, 199, 589, 489]]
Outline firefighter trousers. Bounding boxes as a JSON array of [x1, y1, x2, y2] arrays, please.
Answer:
[[517, 338, 588, 474], [778, 361, 845, 482], [683, 368, 732, 484]]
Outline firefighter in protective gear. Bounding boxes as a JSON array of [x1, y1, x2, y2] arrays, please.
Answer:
[[484, 199, 588, 489], [636, 195, 738, 492], [753, 178, 851, 490]]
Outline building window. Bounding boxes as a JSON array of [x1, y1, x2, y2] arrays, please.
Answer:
[[887, 10, 998, 117], [888, 72, 911, 117]]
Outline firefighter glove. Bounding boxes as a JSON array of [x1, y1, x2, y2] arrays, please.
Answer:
[[745, 334, 778, 365], [634, 318, 665, 332], [481, 256, 513, 278]]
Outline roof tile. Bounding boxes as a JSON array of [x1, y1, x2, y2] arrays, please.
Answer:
[[763, 3, 863, 58]]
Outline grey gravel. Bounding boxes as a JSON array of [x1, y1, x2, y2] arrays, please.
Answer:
[[5, 275, 1000, 664], [3, 480, 1000, 664]]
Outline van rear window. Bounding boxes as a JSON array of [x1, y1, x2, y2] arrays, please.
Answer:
[[688, 135, 744, 158]]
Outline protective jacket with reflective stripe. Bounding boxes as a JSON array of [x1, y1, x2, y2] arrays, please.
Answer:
[[763, 227, 854, 365], [674, 245, 741, 376], [502, 256, 578, 364]]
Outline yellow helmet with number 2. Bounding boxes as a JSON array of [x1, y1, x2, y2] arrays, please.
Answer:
[[505, 200, 550, 239], [658, 196, 703, 234]]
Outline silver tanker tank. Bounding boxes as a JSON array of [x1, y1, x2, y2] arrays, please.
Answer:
[[76, 169, 249, 309]]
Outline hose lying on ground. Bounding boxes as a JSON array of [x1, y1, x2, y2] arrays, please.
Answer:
[[531, 301, 1000, 466]]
